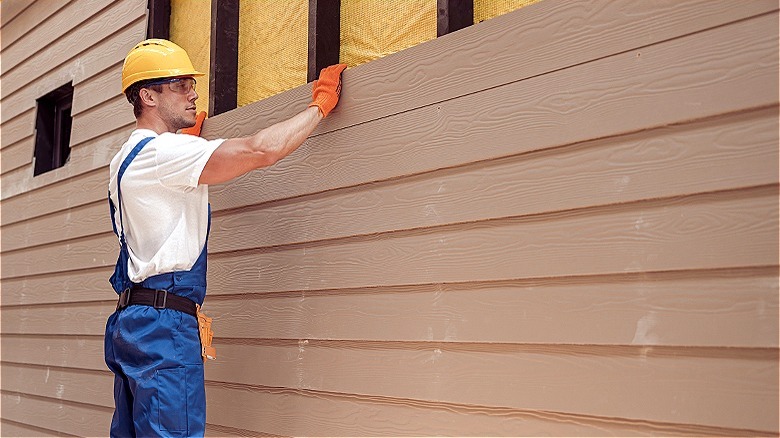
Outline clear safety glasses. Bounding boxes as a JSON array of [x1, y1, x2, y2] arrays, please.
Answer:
[[147, 77, 197, 94]]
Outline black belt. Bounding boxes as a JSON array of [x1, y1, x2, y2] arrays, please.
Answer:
[[116, 286, 197, 318]]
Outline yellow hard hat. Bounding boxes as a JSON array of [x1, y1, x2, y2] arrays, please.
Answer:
[[121, 39, 204, 92]]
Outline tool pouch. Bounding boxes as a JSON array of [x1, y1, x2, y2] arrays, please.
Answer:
[[196, 305, 216, 363]]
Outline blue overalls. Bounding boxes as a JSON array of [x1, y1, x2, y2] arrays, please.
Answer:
[[104, 137, 209, 437]]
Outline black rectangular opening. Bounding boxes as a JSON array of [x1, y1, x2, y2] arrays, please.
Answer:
[[34, 82, 74, 176]]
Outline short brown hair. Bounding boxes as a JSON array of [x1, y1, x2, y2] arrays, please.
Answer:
[[125, 79, 163, 117]]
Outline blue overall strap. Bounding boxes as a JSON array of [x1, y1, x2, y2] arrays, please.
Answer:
[[112, 137, 154, 240]]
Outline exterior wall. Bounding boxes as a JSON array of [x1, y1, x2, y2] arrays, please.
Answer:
[[1, 0, 778, 437]]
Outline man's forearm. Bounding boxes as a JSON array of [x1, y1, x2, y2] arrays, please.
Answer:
[[250, 106, 323, 165]]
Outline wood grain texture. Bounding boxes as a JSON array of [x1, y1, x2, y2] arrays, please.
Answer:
[[204, 341, 778, 431], [207, 186, 778, 296], [0, 0, 114, 82], [0, 0, 70, 52], [71, 62, 124, 116], [69, 95, 136, 148], [203, 269, 779, 348], [0, 419, 78, 437], [0, 109, 34, 149], [3, 106, 775, 255], [0, 363, 114, 407], [3, 269, 778, 349], [0, 136, 32, 175], [1, 335, 105, 371], [201, 0, 778, 141], [209, 107, 778, 253], [0, 0, 32, 28], [0, 123, 133, 204], [1, 19, 144, 124], [1, 200, 107, 253], [0, 0, 145, 100], [203, 383, 767, 437], [1, 233, 116, 279], [0, 391, 112, 437], [1, 167, 108, 225], [0, 266, 113, 306], [208, 12, 779, 212]]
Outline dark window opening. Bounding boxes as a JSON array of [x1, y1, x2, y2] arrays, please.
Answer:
[[33, 82, 73, 176]]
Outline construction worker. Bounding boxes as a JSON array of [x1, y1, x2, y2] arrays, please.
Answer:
[[104, 39, 346, 437]]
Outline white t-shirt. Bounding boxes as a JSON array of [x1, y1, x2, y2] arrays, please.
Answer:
[[108, 129, 224, 283]]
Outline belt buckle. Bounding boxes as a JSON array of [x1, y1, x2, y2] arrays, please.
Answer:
[[153, 289, 168, 309], [117, 288, 131, 310]]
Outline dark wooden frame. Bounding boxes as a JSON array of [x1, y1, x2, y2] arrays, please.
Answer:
[[209, 0, 239, 116], [307, 0, 341, 83], [150, 0, 475, 114], [146, 0, 170, 39], [437, 0, 473, 37]]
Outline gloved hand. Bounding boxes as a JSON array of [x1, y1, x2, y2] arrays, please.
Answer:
[[309, 63, 347, 117], [181, 111, 207, 136]]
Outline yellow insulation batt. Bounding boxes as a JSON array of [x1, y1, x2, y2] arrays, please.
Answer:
[[238, 0, 308, 106], [474, 0, 542, 23], [340, 0, 436, 68], [170, 0, 212, 114]]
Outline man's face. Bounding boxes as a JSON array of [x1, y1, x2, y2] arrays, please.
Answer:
[[150, 77, 199, 131]]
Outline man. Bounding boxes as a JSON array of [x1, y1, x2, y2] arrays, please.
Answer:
[[104, 38, 346, 437]]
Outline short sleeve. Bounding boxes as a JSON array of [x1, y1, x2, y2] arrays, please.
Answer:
[[153, 133, 224, 188]]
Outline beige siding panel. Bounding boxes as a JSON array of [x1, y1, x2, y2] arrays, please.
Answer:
[[0, 124, 133, 203], [0, 267, 113, 306], [2, 336, 105, 370], [208, 12, 779, 212], [71, 62, 124, 116], [4, 185, 776, 281], [1, 233, 115, 279], [1, 200, 107, 253], [208, 187, 778, 295], [0, 136, 32, 174], [202, 0, 777, 142], [0, 0, 70, 52], [0, 0, 145, 100], [0, 0, 114, 79], [203, 269, 779, 348], [0, 419, 78, 437], [70, 96, 136, 148], [203, 383, 756, 437], [0, 0, 31, 27], [1, 18, 144, 124], [210, 107, 778, 253], [3, 106, 774, 255], [206, 342, 778, 432], [1, 168, 107, 226], [1, 363, 114, 408], [3, 269, 777, 349], [0, 392, 112, 437], [0, 109, 33, 149], [1, 301, 114, 335]]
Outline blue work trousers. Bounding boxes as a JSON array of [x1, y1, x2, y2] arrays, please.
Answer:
[[105, 305, 205, 437]]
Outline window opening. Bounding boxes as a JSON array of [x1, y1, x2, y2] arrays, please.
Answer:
[[33, 82, 73, 176]]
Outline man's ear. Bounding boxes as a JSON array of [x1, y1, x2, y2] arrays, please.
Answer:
[[138, 88, 157, 109]]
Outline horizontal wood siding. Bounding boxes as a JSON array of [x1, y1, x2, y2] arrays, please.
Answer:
[[1, 0, 778, 436], [0, 0, 147, 435]]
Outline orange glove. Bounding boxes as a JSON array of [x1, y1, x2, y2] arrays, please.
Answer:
[[309, 63, 347, 117], [181, 111, 207, 136]]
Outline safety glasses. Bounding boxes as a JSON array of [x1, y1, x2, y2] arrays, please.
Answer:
[[146, 77, 197, 94]]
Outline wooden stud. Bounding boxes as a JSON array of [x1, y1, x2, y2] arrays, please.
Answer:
[[308, 0, 341, 83], [437, 0, 473, 37], [209, 0, 239, 116], [146, 0, 170, 39]]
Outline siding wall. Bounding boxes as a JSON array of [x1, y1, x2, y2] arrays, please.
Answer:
[[1, 0, 778, 436]]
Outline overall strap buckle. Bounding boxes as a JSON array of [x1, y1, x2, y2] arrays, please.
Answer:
[[152, 289, 168, 309], [117, 288, 131, 310]]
